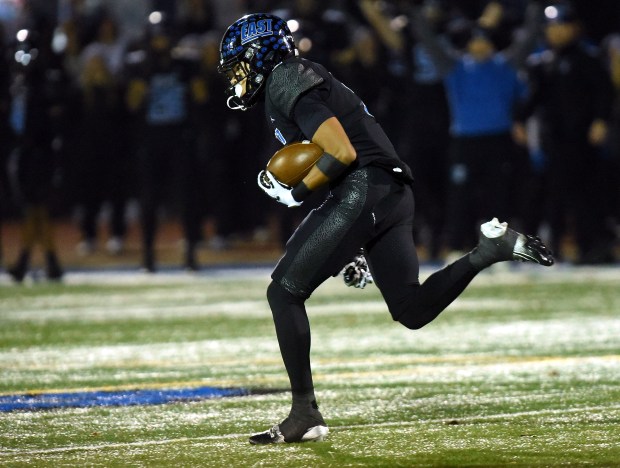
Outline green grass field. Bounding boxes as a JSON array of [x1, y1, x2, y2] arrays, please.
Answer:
[[1, 265, 619, 467]]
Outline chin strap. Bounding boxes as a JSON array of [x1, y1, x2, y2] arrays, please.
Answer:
[[226, 95, 247, 111]]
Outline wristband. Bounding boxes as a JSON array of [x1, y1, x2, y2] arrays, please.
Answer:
[[316, 152, 349, 180], [291, 181, 312, 202]]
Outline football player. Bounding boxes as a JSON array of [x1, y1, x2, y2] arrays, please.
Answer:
[[218, 13, 554, 445]]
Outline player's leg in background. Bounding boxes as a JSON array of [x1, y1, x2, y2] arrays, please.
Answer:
[[441, 138, 477, 255], [137, 145, 162, 272]]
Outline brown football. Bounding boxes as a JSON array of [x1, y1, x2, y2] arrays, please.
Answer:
[[266, 141, 323, 187]]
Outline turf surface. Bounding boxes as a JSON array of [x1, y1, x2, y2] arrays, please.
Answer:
[[1, 265, 619, 466]]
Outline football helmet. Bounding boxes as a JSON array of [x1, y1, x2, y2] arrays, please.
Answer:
[[218, 13, 297, 110]]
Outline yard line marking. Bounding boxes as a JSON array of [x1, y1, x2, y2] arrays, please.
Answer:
[[2, 263, 617, 288], [0, 386, 252, 412], [2, 354, 618, 397], [336, 402, 620, 429], [0, 376, 286, 397], [0, 297, 526, 322], [2, 403, 619, 457]]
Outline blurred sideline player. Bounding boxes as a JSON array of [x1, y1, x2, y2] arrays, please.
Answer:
[[513, 2, 615, 263], [217, 13, 554, 444], [6, 22, 65, 282], [126, 12, 206, 272]]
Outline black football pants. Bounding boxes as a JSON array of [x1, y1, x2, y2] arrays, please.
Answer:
[[268, 166, 480, 394]]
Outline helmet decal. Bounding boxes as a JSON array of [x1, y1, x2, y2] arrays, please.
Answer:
[[241, 18, 273, 44]]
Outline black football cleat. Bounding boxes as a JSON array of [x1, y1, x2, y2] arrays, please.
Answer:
[[471, 218, 554, 269], [513, 233, 554, 266], [8, 251, 30, 283], [8, 263, 27, 283], [45, 252, 64, 281], [249, 424, 329, 445]]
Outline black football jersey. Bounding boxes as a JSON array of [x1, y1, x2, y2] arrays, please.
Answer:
[[264, 57, 412, 181]]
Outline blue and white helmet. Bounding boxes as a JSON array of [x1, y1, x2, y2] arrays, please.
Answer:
[[218, 13, 297, 110]]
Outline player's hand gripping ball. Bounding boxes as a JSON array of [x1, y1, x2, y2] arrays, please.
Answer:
[[266, 141, 324, 186], [257, 170, 302, 207]]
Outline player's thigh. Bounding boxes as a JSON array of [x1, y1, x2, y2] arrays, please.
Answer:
[[365, 185, 419, 306], [273, 196, 374, 297], [272, 170, 378, 298]]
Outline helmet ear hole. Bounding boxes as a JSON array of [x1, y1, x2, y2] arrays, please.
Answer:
[[244, 47, 256, 60]]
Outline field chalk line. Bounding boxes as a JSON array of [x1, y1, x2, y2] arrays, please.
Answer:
[[2, 403, 620, 457]]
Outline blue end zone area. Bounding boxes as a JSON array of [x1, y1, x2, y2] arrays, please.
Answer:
[[0, 386, 250, 412]]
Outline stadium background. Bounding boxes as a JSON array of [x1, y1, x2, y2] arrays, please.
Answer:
[[1, 0, 619, 273]]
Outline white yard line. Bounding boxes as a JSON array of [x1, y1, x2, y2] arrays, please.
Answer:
[[2, 403, 619, 457], [0, 297, 523, 322], [2, 263, 619, 288], [2, 311, 619, 371], [1, 354, 618, 396]]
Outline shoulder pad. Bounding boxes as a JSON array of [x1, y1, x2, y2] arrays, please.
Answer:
[[267, 60, 324, 117]]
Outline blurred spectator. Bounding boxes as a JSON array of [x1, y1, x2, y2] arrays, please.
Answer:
[[80, 12, 128, 78], [360, 0, 451, 260], [514, 2, 616, 263], [72, 13, 131, 256], [602, 33, 620, 250], [182, 31, 235, 249], [5, 19, 68, 282], [216, 91, 274, 243], [56, 3, 89, 83], [273, 0, 354, 77], [333, 23, 389, 121], [606, 34, 620, 159], [125, 13, 207, 272], [0, 22, 11, 268], [411, 1, 541, 257], [176, 0, 217, 36]]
